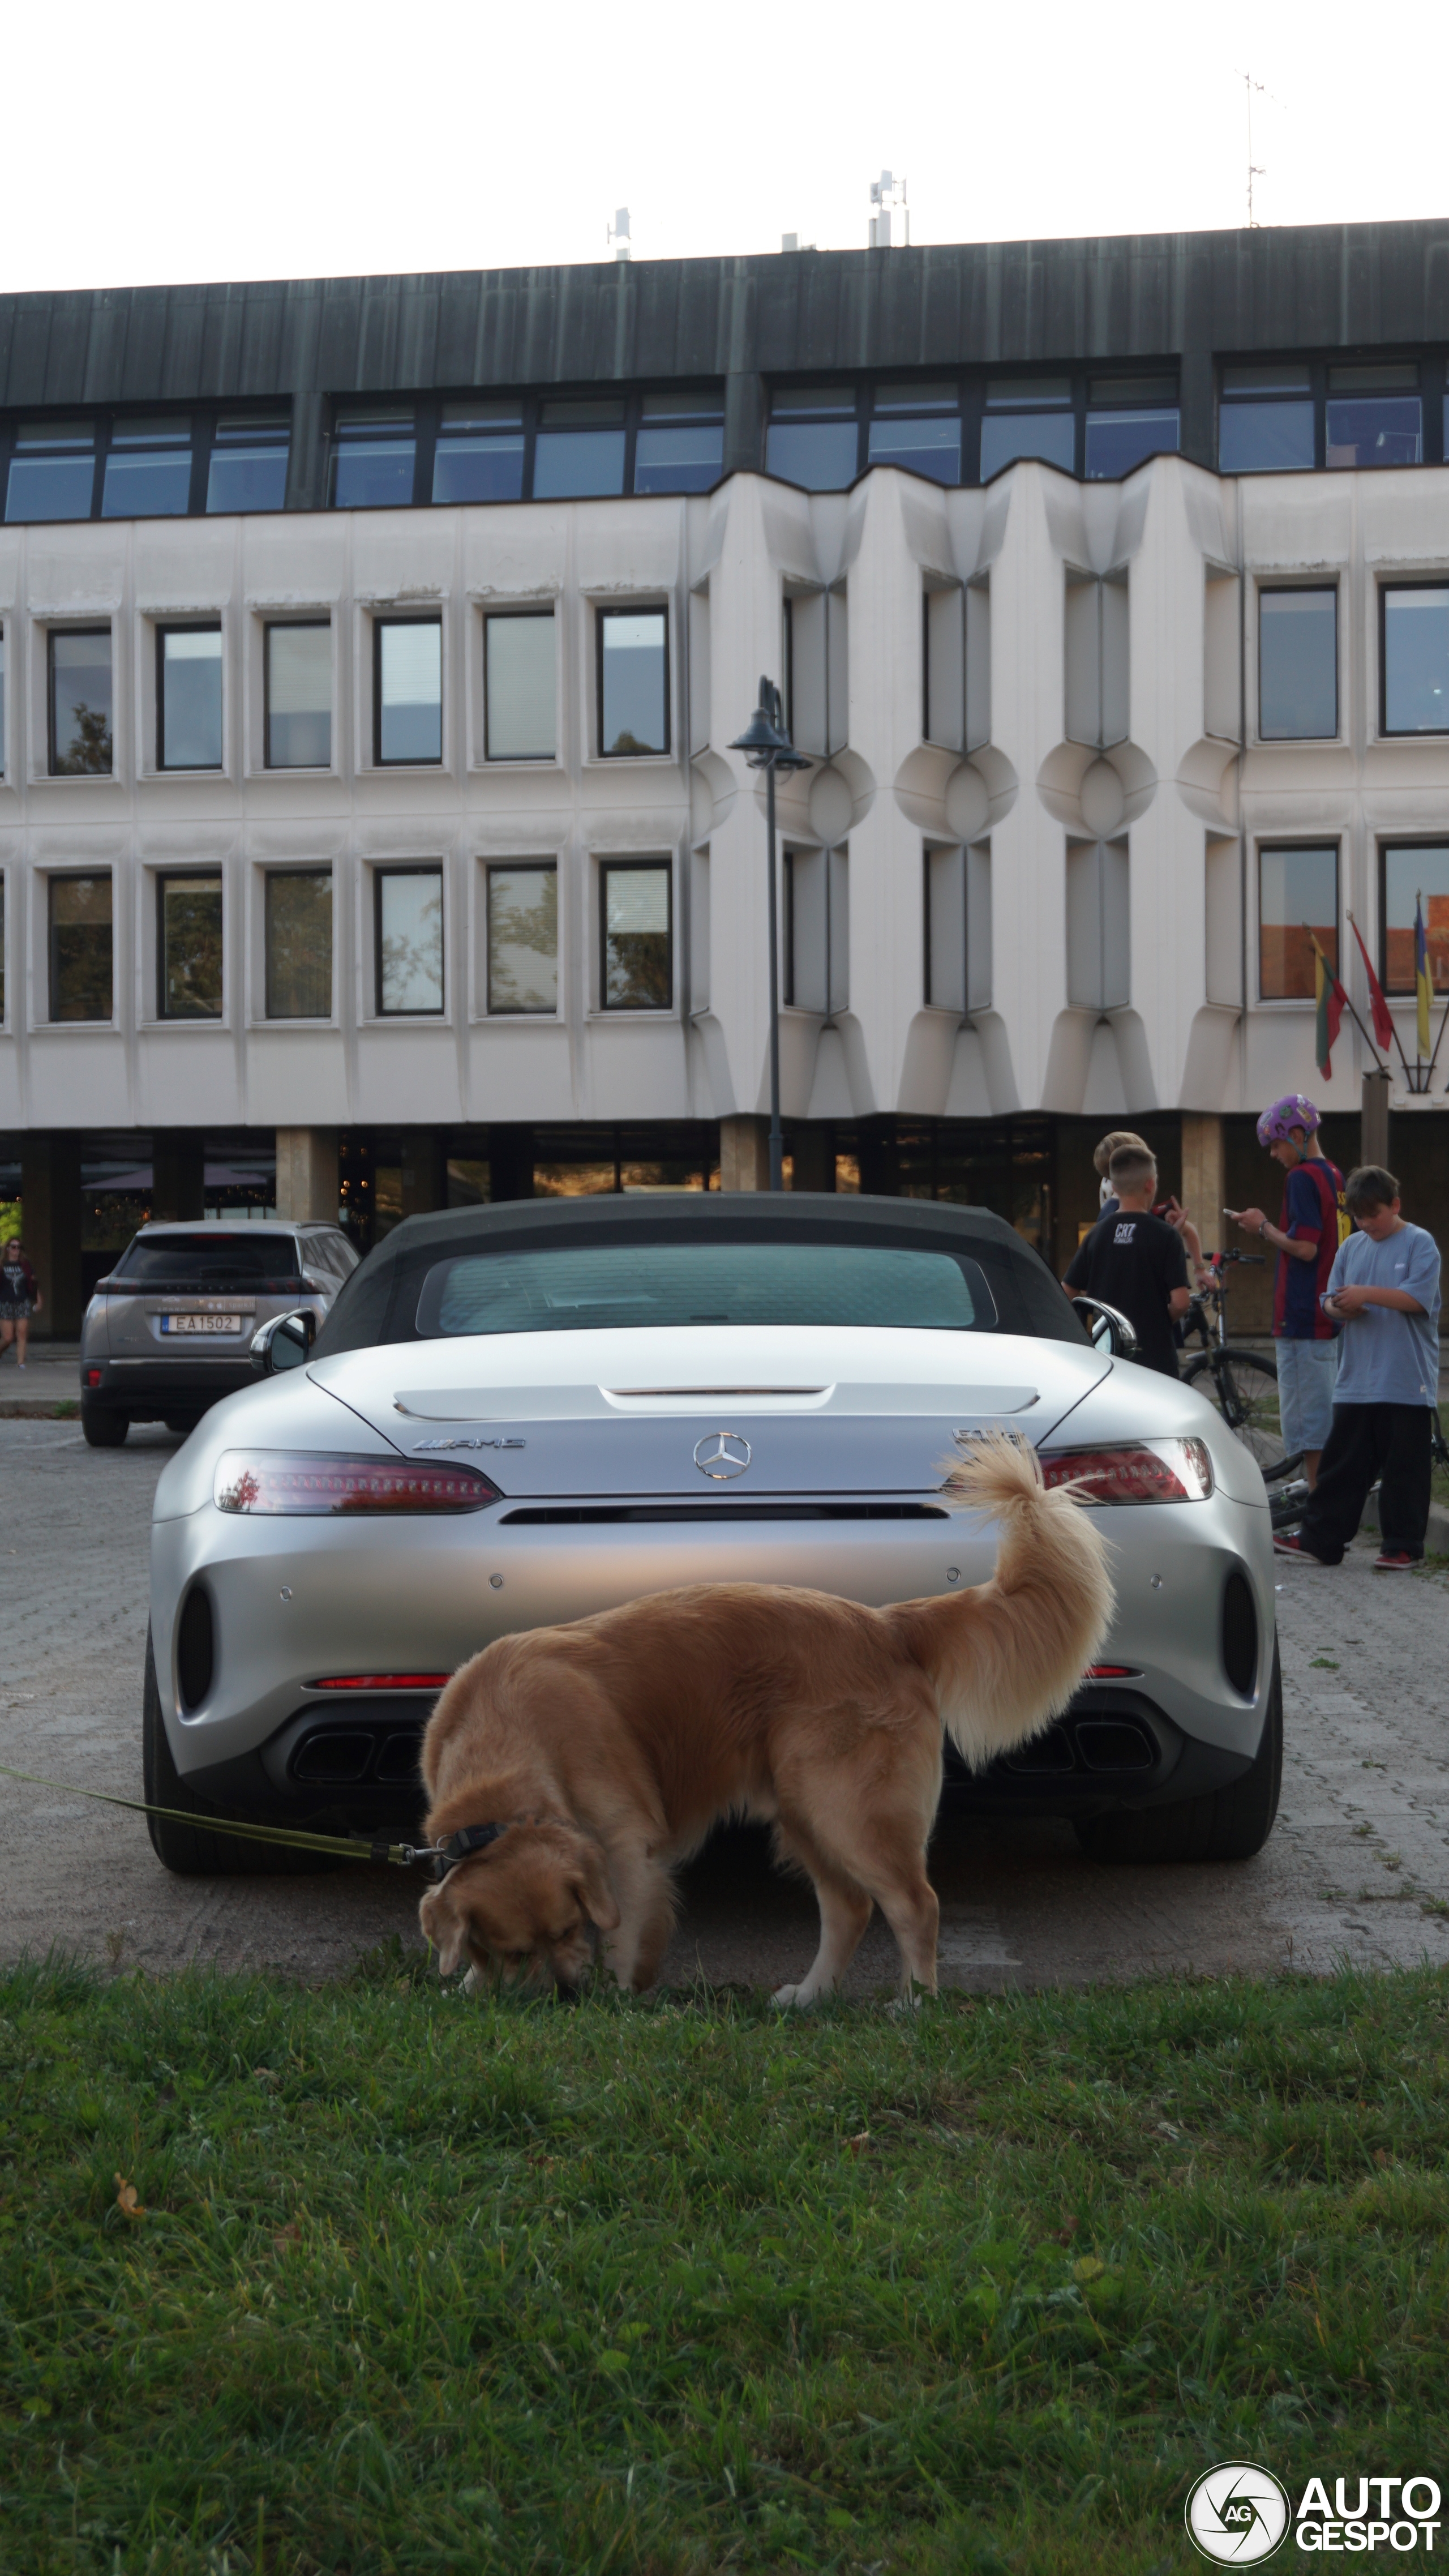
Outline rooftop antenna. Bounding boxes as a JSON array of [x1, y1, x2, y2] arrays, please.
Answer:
[[1236, 71, 1268, 226], [607, 207, 632, 263], [868, 171, 908, 250]]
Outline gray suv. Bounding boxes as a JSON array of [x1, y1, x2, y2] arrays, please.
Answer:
[[79, 1218, 358, 1448]]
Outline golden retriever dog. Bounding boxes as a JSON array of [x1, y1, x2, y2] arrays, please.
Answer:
[[418, 1434, 1113, 2005]]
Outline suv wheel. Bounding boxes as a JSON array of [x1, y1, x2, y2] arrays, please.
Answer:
[[1074, 1644, 1283, 1865], [81, 1403, 127, 1448], [143, 1628, 341, 1877]]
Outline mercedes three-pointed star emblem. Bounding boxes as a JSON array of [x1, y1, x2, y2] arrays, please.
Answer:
[[693, 1431, 752, 1480]]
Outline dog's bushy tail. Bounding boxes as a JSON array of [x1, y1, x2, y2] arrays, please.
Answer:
[[893, 1431, 1116, 1774]]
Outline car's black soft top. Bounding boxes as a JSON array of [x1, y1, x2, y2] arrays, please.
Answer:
[[312, 1194, 1089, 1355]]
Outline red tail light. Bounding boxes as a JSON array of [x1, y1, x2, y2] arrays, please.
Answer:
[[309, 1674, 451, 1691], [213, 1451, 500, 1516], [1041, 1439, 1212, 1504]]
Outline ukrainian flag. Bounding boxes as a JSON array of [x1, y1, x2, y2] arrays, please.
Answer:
[[1416, 894, 1433, 1058]]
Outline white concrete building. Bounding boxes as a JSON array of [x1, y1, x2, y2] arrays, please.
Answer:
[[3, 222, 1448, 1327]]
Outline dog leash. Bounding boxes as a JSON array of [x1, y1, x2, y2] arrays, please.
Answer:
[[0, 1759, 503, 1877]]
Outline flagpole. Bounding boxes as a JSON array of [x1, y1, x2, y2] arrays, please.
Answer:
[[1345, 907, 1411, 1083]]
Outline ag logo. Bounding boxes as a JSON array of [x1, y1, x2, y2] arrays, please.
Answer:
[[1185, 2462, 1291, 2562]]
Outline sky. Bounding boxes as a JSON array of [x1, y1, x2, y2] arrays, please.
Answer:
[[2, 0, 1444, 292]]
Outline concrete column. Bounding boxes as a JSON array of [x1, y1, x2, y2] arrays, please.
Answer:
[[719, 1115, 770, 1190], [401, 1128, 447, 1220], [275, 1128, 339, 1224], [151, 1131, 205, 1222], [1361, 1068, 1391, 1169], [1180, 1112, 1225, 1256], [20, 1135, 82, 1338]]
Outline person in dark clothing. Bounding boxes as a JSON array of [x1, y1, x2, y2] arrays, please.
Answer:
[[0, 1238, 41, 1370], [1062, 1146, 1191, 1377]]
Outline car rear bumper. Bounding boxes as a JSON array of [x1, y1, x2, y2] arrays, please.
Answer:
[[84, 1358, 255, 1414], [151, 1487, 1278, 1826]]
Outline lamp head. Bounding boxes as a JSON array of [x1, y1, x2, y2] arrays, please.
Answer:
[[728, 678, 811, 771]]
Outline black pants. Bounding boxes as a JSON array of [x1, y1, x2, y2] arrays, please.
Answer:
[[1299, 1402, 1432, 1563]]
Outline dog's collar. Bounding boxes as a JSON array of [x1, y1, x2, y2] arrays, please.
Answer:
[[436, 1821, 508, 1876]]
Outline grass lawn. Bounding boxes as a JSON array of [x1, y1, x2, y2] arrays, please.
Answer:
[[3, 1957, 1448, 2575]]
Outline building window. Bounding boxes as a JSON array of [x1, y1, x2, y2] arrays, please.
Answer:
[[432, 401, 525, 504], [0, 626, 6, 777], [157, 625, 223, 771], [487, 862, 558, 1012], [207, 415, 290, 514], [1219, 365, 1315, 473], [601, 861, 671, 1009], [866, 384, 961, 486], [633, 392, 724, 494], [1326, 366, 1421, 469], [374, 618, 442, 765], [6, 421, 96, 523], [1259, 844, 1337, 1001], [1259, 589, 1337, 741], [375, 866, 444, 1015], [980, 379, 1074, 480], [766, 387, 860, 491], [0, 876, 5, 1021], [264, 622, 331, 769], [1381, 585, 1449, 735], [48, 874, 113, 1021], [598, 607, 668, 756], [1084, 376, 1179, 479], [264, 870, 332, 1018], [102, 417, 192, 517], [157, 873, 223, 1019], [1381, 845, 1449, 996], [485, 613, 555, 760], [533, 400, 627, 499], [49, 628, 113, 774], [330, 409, 417, 509]]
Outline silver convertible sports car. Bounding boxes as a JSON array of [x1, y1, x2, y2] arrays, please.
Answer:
[[144, 1195, 1281, 1876]]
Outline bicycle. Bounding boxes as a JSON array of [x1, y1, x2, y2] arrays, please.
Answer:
[[1179, 1250, 1299, 1484]]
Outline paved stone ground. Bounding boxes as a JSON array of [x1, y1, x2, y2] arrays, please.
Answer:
[[2, 1416, 1447, 1993]]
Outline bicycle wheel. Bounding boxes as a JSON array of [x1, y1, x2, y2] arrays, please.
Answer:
[[1183, 1349, 1288, 1477]]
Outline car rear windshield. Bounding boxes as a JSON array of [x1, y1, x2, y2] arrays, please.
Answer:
[[108, 1234, 304, 1291], [416, 1242, 997, 1337]]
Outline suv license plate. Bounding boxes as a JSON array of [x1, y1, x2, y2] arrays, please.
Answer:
[[161, 1314, 243, 1335]]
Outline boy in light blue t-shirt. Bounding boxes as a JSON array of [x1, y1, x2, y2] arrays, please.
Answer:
[[1276, 1165, 1442, 1571]]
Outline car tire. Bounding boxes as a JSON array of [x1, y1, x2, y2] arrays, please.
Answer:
[[1074, 1644, 1283, 1865], [143, 1627, 342, 1877], [81, 1403, 128, 1448]]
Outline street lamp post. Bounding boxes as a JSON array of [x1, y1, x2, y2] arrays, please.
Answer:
[[729, 679, 811, 1191]]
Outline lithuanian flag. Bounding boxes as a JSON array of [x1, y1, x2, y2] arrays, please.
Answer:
[[1416, 894, 1433, 1058], [1310, 930, 1346, 1080]]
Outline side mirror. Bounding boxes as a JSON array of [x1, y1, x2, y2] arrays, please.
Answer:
[[251, 1309, 316, 1376], [1069, 1295, 1141, 1362]]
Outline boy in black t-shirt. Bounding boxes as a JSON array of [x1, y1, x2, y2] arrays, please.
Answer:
[[1063, 1146, 1190, 1377]]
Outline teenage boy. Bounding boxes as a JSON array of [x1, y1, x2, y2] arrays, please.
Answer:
[[1229, 1093, 1345, 1490], [1064, 1145, 1190, 1377], [1275, 1165, 1442, 1572]]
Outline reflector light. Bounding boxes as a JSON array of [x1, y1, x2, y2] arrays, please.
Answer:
[[1041, 1438, 1213, 1504], [309, 1674, 450, 1691], [213, 1451, 500, 1516], [86, 1368, 102, 1387], [1085, 1663, 1139, 1678]]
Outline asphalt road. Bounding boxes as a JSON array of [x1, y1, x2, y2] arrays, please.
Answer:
[[3, 1417, 1448, 1994]]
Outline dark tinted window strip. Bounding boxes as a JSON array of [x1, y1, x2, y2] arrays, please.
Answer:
[[498, 1503, 951, 1524]]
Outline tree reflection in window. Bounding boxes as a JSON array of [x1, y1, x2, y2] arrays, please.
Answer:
[[377, 867, 444, 1014], [487, 864, 558, 1012]]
